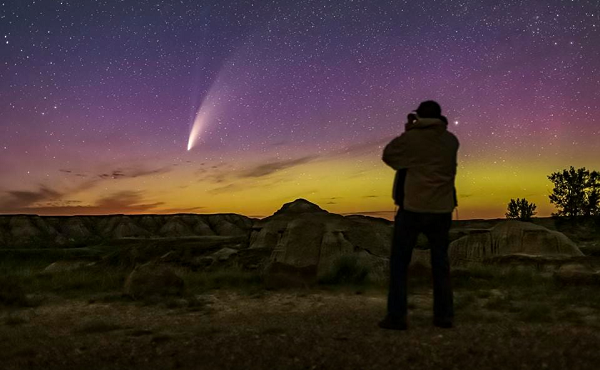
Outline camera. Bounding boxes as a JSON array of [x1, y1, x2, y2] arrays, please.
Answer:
[[407, 112, 418, 124]]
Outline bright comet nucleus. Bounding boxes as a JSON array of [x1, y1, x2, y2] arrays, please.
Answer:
[[187, 108, 210, 151]]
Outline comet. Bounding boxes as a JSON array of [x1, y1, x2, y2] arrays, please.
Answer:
[[186, 57, 239, 151], [186, 74, 226, 151], [187, 107, 211, 151]]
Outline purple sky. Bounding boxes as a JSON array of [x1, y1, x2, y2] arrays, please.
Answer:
[[1, 0, 599, 219]]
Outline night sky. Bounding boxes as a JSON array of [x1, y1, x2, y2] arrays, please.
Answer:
[[1, 0, 599, 219]]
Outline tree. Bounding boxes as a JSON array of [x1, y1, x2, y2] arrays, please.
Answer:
[[506, 198, 537, 221], [583, 171, 600, 216], [548, 166, 600, 217]]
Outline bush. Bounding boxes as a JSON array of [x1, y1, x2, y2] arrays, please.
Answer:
[[182, 266, 263, 292], [319, 255, 370, 285]]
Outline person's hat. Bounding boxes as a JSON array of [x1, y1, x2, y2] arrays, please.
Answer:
[[415, 101, 442, 118]]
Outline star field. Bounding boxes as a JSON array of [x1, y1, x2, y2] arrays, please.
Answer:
[[1, 0, 599, 218]]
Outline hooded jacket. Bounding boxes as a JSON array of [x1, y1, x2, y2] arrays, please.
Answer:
[[382, 118, 459, 213]]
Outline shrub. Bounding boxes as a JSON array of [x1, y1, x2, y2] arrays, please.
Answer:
[[181, 266, 263, 292], [319, 255, 370, 285], [517, 303, 553, 322], [506, 198, 537, 221]]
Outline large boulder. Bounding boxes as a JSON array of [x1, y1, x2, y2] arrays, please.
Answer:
[[449, 230, 492, 264], [211, 247, 239, 261], [123, 263, 185, 299], [492, 221, 581, 255], [449, 221, 582, 265], [258, 199, 392, 280], [554, 264, 600, 286]]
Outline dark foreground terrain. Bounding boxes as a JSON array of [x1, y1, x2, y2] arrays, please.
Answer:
[[2, 271, 600, 370], [2, 206, 599, 369]]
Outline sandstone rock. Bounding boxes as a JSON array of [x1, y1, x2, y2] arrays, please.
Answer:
[[0, 213, 257, 248], [450, 221, 582, 265], [207, 214, 251, 236], [249, 219, 288, 249], [60, 218, 91, 239], [9, 216, 44, 240], [211, 247, 238, 261], [159, 219, 194, 237], [41, 260, 91, 274], [557, 263, 591, 272], [138, 215, 161, 231], [191, 256, 214, 268], [160, 251, 180, 262], [449, 230, 492, 264], [273, 198, 327, 216], [252, 200, 394, 281], [274, 218, 325, 267], [340, 216, 393, 258], [109, 216, 151, 238], [493, 221, 581, 255], [553, 268, 600, 286], [123, 263, 185, 299], [482, 254, 583, 271], [193, 220, 216, 236], [317, 229, 356, 273], [410, 249, 431, 268]]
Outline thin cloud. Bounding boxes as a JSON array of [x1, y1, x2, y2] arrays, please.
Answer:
[[0, 181, 161, 215], [0, 186, 63, 210], [159, 206, 205, 214], [239, 156, 316, 178], [341, 210, 396, 220], [208, 183, 245, 195], [329, 137, 391, 158], [61, 165, 172, 180], [0, 190, 167, 215], [94, 191, 162, 211]]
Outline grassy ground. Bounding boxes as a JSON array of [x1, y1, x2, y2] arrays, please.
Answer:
[[2, 259, 600, 369]]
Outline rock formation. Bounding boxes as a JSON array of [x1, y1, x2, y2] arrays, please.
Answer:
[[123, 263, 185, 299], [0, 214, 253, 248], [1, 201, 590, 280], [449, 221, 583, 265], [251, 199, 392, 281]]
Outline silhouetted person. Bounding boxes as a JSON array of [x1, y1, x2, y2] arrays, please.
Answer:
[[380, 100, 459, 330]]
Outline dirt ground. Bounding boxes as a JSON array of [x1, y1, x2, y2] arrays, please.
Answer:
[[2, 289, 600, 370]]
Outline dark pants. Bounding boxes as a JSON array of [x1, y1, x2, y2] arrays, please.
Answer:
[[387, 210, 454, 320]]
